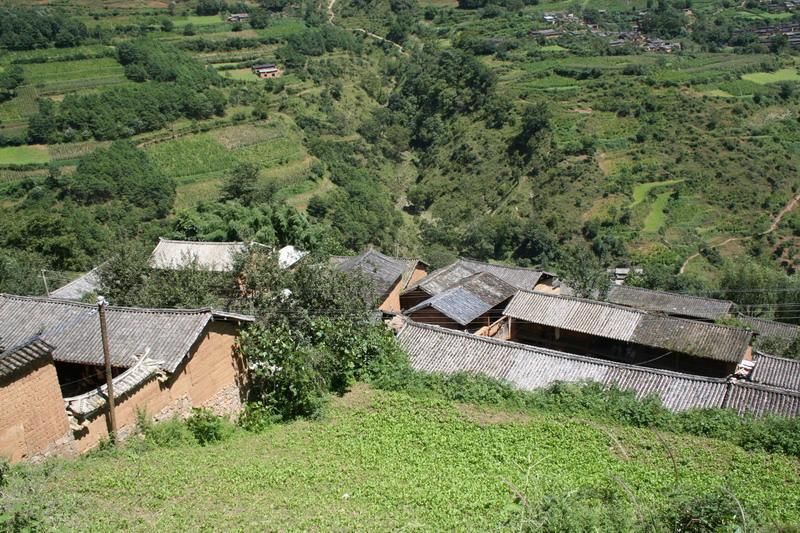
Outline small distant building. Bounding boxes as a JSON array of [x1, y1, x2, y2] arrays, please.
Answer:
[[400, 258, 561, 311], [608, 266, 643, 285], [497, 290, 752, 377], [403, 272, 516, 332], [0, 294, 254, 460], [606, 285, 734, 322], [227, 13, 250, 22], [251, 63, 282, 79], [334, 250, 428, 314], [49, 266, 102, 301]]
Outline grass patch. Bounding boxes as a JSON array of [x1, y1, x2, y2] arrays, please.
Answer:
[[742, 68, 800, 85], [2, 387, 798, 530], [643, 190, 672, 233], [630, 178, 684, 207], [0, 144, 50, 165]]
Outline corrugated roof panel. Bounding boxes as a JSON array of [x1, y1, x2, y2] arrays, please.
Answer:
[[607, 285, 734, 320], [405, 273, 516, 325], [504, 291, 643, 342], [397, 321, 728, 412], [739, 316, 800, 343], [750, 353, 800, 392], [150, 238, 248, 272], [338, 250, 421, 296], [405, 259, 545, 297], [632, 315, 751, 363], [725, 382, 800, 418]]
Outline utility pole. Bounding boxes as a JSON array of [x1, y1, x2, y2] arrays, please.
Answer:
[[97, 297, 117, 443], [41, 269, 50, 298]]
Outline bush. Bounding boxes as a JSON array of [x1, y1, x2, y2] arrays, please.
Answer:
[[186, 408, 234, 446], [140, 417, 196, 448], [238, 402, 280, 433], [662, 488, 745, 532]]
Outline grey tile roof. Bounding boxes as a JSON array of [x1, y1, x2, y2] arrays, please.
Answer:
[[405, 273, 516, 325], [505, 291, 751, 363], [0, 338, 54, 381], [607, 285, 734, 321], [397, 321, 729, 412], [632, 315, 751, 364], [725, 381, 800, 418], [50, 267, 102, 301], [0, 294, 252, 373], [405, 259, 546, 297], [64, 356, 162, 419], [738, 315, 800, 342], [750, 353, 800, 391], [150, 238, 249, 272], [505, 290, 642, 342], [337, 250, 422, 296]]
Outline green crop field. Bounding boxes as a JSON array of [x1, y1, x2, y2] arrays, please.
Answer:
[[3, 388, 798, 530], [742, 68, 800, 85], [630, 179, 685, 207], [0, 145, 50, 165]]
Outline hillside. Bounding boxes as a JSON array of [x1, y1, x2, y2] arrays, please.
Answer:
[[3, 386, 799, 530], [0, 0, 797, 302]]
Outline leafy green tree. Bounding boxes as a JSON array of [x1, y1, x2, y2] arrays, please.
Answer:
[[555, 243, 609, 299], [221, 162, 260, 205]]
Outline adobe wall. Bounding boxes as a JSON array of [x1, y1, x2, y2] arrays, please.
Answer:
[[0, 359, 72, 462], [71, 320, 246, 453], [381, 265, 429, 314]]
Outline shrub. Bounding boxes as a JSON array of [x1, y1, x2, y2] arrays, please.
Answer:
[[186, 408, 234, 446], [661, 488, 745, 532], [141, 418, 196, 448], [238, 402, 280, 433]]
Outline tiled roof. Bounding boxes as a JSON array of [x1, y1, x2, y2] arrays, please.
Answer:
[[404, 272, 516, 325], [505, 290, 642, 342], [725, 381, 800, 418], [64, 356, 162, 419], [50, 267, 102, 301], [0, 338, 54, 380], [632, 314, 751, 364], [750, 353, 800, 391], [150, 238, 249, 272], [607, 285, 734, 320], [738, 315, 800, 342], [0, 294, 253, 373], [397, 321, 728, 412], [505, 291, 751, 363], [337, 250, 423, 296], [404, 258, 546, 297]]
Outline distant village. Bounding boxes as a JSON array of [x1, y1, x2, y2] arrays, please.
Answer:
[[1, 241, 798, 462]]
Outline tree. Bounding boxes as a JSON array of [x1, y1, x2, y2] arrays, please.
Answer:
[[197, 0, 225, 15], [221, 162, 259, 205], [555, 243, 609, 299]]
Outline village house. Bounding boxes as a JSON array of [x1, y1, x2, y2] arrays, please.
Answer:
[[492, 290, 752, 377], [0, 339, 71, 462], [333, 249, 428, 314], [400, 258, 561, 311], [251, 63, 282, 79], [403, 272, 516, 332], [149, 238, 306, 271], [396, 319, 800, 417], [606, 285, 734, 322], [227, 13, 250, 22], [49, 266, 102, 301], [738, 315, 800, 344], [0, 294, 253, 460]]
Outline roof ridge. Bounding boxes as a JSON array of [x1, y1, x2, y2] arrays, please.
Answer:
[[516, 289, 646, 314], [611, 284, 733, 304], [157, 238, 248, 246], [0, 293, 215, 316], [401, 320, 728, 384], [733, 379, 800, 397], [459, 257, 543, 273]]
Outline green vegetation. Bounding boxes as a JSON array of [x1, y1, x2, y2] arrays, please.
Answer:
[[1, 387, 798, 530], [742, 68, 800, 84]]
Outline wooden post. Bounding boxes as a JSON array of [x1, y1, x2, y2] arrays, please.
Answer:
[[41, 269, 50, 298], [97, 297, 117, 442]]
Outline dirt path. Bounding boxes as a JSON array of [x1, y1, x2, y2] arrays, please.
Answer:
[[327, 0, 406, 53], [679, 193, 800, 274]]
